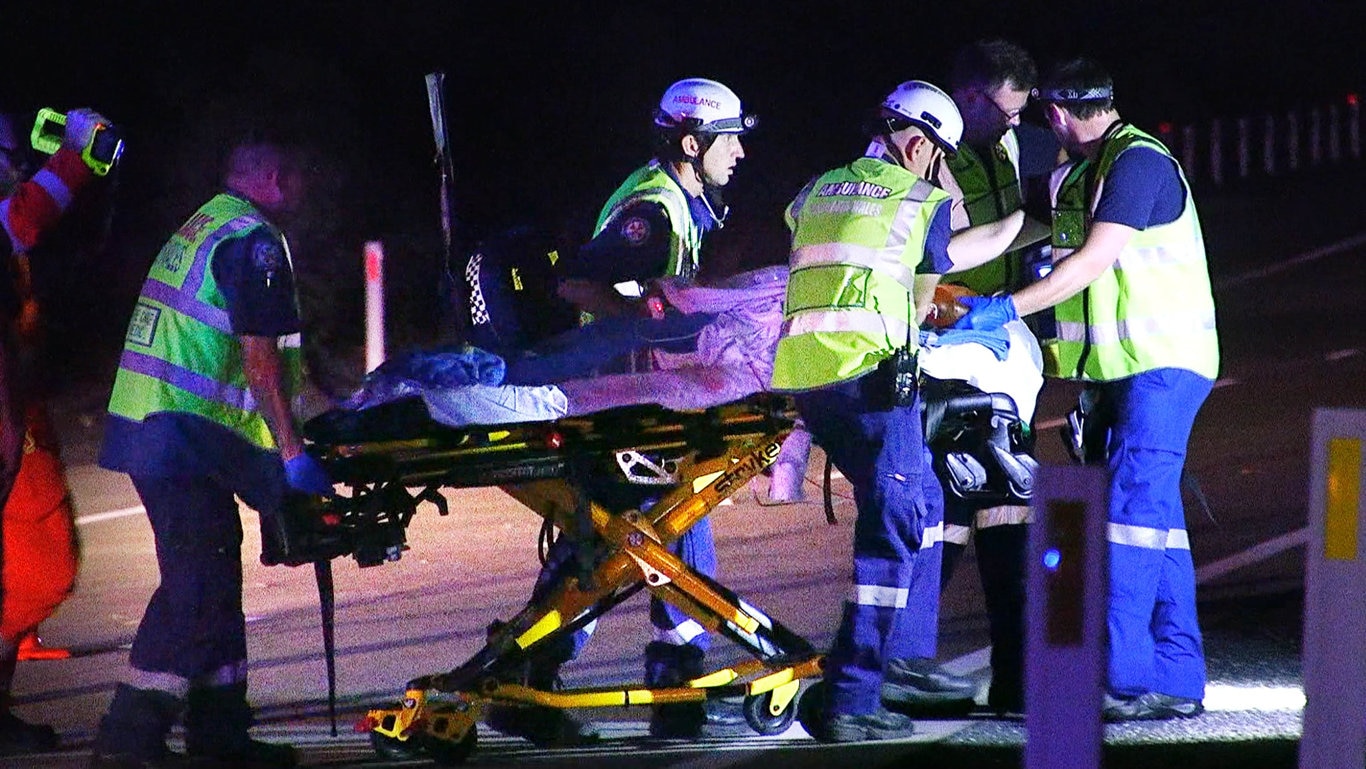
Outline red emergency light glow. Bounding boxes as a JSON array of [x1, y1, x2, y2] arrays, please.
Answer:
[[1348, 93, 1359, 107], [1158, 121, 1174, 135]]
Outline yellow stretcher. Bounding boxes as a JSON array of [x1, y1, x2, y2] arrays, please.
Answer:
[[277, 393, 825, 765]]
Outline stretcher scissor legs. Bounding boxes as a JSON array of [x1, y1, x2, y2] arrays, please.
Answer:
[[360, 425, 825, 763]]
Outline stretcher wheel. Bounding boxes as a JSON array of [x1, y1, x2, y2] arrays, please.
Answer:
[[424, 727, 477, 766], [743, 690, 798, 735], [369, 731, 421, 761], [796, 681, 827, 740]]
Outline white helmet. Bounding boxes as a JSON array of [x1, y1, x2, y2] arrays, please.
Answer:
[[880, 80, 963, 153], [655, 78, 757, 134]]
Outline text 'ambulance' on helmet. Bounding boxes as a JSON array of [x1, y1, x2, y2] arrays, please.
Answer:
[[881, 80, 963, 154], [654, 78, 757, 135]]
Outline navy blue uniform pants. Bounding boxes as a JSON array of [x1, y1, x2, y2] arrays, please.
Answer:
[[127, 474, 250, 688], [796, 370, 930, 716], [1087, 368, 1212, 700]]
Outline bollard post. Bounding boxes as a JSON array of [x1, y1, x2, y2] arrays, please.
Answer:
[[1328, 104, 1342, 163], [1287, 110, 1301, 172], [1025, 464, 1109, 769], [1309, 108, 1323, 166], [1237, 116, 1251, 179], [1299, 408, 1366, 769], [364, 241, 386, 373], [1208, 118, 1223, 186], [1263, 113, 1276, 176], [1349, 95, 1361, 160]]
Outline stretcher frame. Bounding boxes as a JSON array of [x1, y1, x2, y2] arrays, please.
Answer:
[[298, 394, 824, 764]]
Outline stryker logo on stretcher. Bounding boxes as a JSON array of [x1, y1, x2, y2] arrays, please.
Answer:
[[816, 180, 894, 199], [713, 441, 783, 496]]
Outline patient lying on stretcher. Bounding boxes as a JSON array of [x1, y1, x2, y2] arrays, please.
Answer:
[[341, 265, 1043, 431]]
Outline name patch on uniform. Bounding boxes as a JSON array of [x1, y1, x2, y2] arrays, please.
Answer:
[[127, 302, 161, 347], [620, 216, 651, 245]]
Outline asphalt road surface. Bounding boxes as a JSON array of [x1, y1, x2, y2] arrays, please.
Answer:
[[7, 165, 1364, 768]]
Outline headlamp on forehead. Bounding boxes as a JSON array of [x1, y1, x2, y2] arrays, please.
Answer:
[[1033, 85, 1114, 103]]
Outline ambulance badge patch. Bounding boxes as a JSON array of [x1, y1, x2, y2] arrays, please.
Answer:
[[621, 216, 651, 245]]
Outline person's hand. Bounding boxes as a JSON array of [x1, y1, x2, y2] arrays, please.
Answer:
[[59, 108, 113, 153], [284, 453, 335, 496], [952, 294, 1019, 331]]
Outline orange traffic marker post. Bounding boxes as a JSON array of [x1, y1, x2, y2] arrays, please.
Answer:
[[1300, 408, 1366, 769], [1025, 463, 1108, 769]]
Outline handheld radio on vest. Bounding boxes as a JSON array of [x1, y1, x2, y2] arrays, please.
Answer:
[[29, 108, 124, 176]]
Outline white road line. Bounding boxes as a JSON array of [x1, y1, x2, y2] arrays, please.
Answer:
[[1214, 230, 1366, 289], [75, 506, 146, 526], [1194, 527, 1309, 584]]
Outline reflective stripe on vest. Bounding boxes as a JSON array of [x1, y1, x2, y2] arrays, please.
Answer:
[[771, 158, 948, 392], [1046, 124, 1219, 382], [594, 161, 701, 281], [107, 194, 302, 450]]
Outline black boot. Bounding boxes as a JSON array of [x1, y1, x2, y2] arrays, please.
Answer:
[[0, 710, 58, 756], [644, 642, 748, 739], [0, 651, 59, 756], [184, 683, 297, 769], [484, 658, 599, 747], [89, 684, 186, 768]]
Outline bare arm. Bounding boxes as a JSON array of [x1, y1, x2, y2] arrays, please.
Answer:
[[946, 209, 1025, 272], [913, 273, 941, 326], [1011, 221, 1136, 317], [241, 335, 304, 460]]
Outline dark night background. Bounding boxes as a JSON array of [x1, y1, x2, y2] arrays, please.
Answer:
[[2, 0, 1362, 398]]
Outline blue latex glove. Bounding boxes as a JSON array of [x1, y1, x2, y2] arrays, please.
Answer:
[[284, 453, 334, 496], [953, 294, 1019, 332]]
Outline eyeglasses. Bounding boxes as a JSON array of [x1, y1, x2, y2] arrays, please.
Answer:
[[975, 89, 1028, 122]]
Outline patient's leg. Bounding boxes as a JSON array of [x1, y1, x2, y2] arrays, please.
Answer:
[[503, 311, 715, 385]]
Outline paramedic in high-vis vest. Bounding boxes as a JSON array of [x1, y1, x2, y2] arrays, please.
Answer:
[[926, 38, 1060, 715], [488, 78, 758, 746], [955, 57, 1219, 723], [90, 142, 332, 769], [770, 80, 963, 743]]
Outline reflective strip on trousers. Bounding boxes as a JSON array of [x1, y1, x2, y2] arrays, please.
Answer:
[[975, 505, 1032, 529], [125, 669, 193, 699], [851, 584, 909, 608], [944, 522, 972, 546], [919, 521, 943, 549], [195, 660, 248, 688], [1108, 522, 1191, 551], [654, 618, 706, 646]]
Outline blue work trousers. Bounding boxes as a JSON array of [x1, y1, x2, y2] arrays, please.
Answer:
[[1088, 368, 1213, 700], [885, 445, 945, 663], [127, 475, 252, 685], [532, 516, 717, 665], [503, 310, 715, 385], [795, 371, 931, 716]]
